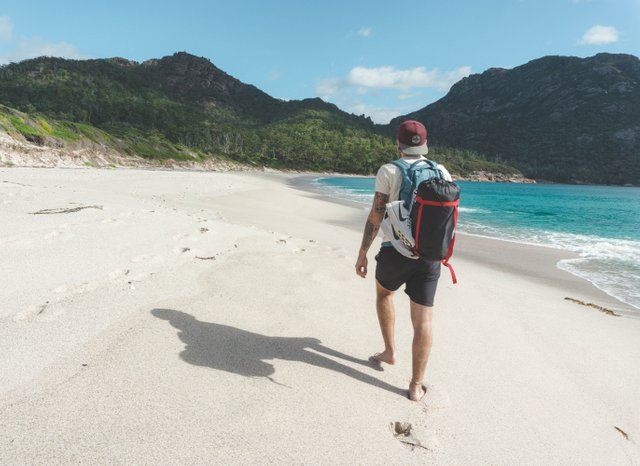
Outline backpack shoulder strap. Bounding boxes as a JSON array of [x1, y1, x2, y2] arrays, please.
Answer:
[[390, 159, 410, 170], [391, 159, 443, 204], [390, 160, 412, 205], [418, 159, 443, 179]]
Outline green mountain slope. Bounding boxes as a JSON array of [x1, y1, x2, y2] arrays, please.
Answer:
[[391, 53, 640, 185], [0, 52, 517, 177], [0, 53, 385, 173]]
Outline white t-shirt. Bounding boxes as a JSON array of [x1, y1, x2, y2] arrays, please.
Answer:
[[375, 156, 453, 242]]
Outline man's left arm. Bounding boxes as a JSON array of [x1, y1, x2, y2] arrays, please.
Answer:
[[355, 191, 389, 278]]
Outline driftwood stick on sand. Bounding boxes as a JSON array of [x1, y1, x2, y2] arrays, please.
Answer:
[[30, 205, 103, 215], [614, 426, 630, 440], [564, 297, 620, 317]]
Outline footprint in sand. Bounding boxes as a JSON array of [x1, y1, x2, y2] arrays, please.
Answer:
[[13, 303, 48, 322], [101, 218, 123, 225], [53, 281, 98, 298], [390, 422, 439, 451], [127, 272, 155, 290], [327, 247, 350, 259], [172, 233, 191, 241], [419, 384, 452, 410], [108, 269, 130, 280], [130, 255, 164, 265], [81, 282, 98, 293], [43, 230, 75, 241], [172, 246, 193, 255], [53, 284, 68, 294]]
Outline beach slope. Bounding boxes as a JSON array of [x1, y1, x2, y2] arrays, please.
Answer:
[[0, 168, 638, 464]]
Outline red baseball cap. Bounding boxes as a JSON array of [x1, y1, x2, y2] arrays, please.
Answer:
[[397, 120, 428, 155]]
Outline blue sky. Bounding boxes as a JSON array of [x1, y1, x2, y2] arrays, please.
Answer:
[[1, 1, 638, 123]]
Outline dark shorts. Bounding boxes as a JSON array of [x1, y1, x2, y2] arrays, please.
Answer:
[[375, 247, 441, 307]]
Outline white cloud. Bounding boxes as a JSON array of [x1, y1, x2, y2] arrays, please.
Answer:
[[316, 64, 471, 124], [579, 25, 620, 45], [316, 77, 343, 100], [0, 36, 87, 65], [0, 16, 13, 43], [357, 27, 372, 38], [348, 102, 406, 125], [348, 65, 471, 91], [317, 65, 471, 97]]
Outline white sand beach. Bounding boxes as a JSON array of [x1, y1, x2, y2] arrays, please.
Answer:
[[1, 167, 639, 464]]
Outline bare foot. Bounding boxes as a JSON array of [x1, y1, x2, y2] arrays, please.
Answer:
[[370, 350, 396, 366], [408, 380, 427, 401]]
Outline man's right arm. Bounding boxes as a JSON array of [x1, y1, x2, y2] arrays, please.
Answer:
[[355, 191, 389, 278]]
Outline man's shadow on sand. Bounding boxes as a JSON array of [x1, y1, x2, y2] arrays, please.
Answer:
[[152, 308, 405, 396]]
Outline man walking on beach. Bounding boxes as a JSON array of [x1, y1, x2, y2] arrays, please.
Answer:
[[355, 120, 452, 401]]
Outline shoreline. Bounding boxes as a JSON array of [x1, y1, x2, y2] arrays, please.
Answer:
[[289, 174, 638, 316]]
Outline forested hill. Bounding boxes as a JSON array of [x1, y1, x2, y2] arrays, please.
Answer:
[[0, 52, 383, 173], [0, 52, 370, 127], [390, 53, 640, 185], [0, 52, 520, 177]]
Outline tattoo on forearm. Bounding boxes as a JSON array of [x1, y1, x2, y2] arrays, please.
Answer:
[[373, 192, 389, 214], [360, 220, 379, 252], [359, 192, 388, 254]]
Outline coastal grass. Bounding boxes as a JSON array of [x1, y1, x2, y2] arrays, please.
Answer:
[[74, 123, 112, 144], [50, 122, 82, 142], [5, 114, 44, 138]]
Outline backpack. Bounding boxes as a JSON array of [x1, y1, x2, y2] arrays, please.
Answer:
[[384, 159, 460, 283]]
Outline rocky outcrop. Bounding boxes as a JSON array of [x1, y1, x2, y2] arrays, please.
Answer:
[[457, 171, 536, 183]]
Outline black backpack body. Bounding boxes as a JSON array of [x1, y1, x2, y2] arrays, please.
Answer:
[[391, 159, 461, 283], [410, 177, 460, 262]]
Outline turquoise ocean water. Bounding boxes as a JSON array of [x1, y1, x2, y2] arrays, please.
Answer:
[[314, 177, 640, 310]]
